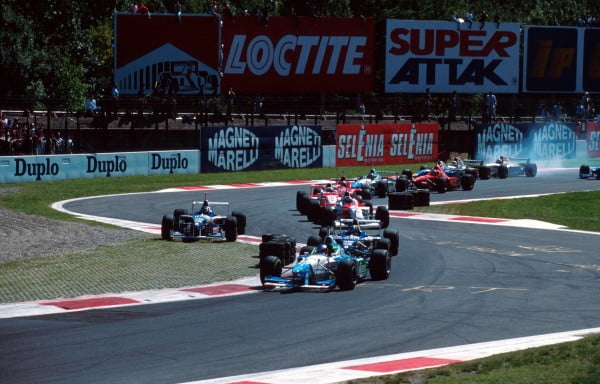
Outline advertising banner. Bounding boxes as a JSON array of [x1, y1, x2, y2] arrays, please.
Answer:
[[523, 26, 600, 93], [474, 122, 577, 161], [385, 20, 520, 93], [114, 13, 221, 95], [585, 121, 600, 158], [336, 123, 438, 166], [200, 125, 322, 172], [221, 16, 374, 93]]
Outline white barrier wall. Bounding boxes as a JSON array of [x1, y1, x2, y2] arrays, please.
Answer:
[[0, 150, 200, 183], [322, 145, 336, 168]]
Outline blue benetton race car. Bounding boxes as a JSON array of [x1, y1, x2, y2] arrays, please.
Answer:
[[260, 235, 391, 291], [579, 164, 600, 179]]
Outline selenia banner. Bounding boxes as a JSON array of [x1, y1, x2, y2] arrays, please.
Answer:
[[385, 20, 520, 93], [201, 125, 322, 172], [586, 121, 600, 158], [221, 16, 374, 93], [336, 123, 438, 166], [474, 122, 577, 161], [114, 13, 221, 95]]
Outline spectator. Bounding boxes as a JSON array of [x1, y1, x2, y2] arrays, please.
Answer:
[[111, 83, 120, 118], [446, 91, 457, 130], [582, 91, 592, 118], [174, 1, 182, 22], [479, 9, 488, 30], [551, 103, 563, 120], [465, 10, 474, 29], [422, 88, 432, 122], [222, 1, 233, 17], [137, 83, 146, 116], [209, 0, 219, 16], [494, 14, 500, 28], [137, 3, 151, 19], [485, 91, 497, 122], [253, 94, 263, 116], [226, 86, 235, 121], [538, 104, 548, 121], [130, 3, 138, 13], [359, 102, 366, 117], [84, 96, 102, 117], [450, 11, 463, 30]]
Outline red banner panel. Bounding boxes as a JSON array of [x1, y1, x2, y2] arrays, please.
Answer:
[[221, 16, 374, 93], [114, 13, 220, 94], [586, 121, 600, 158], [336, 123, 439, 166]]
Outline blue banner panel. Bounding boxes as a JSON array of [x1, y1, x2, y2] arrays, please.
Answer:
[[524, 27, 578, 92], [200, 125, 323, 173], [474, 122, 577, 162], [583, 29, 600, 92]]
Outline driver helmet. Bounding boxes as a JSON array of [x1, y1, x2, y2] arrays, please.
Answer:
[[342, 192, 353, 204], [325, 183, 334, 192], [351, 225, 361, 235], [200, 200, 212, 215], [318, 244, 328, 255]]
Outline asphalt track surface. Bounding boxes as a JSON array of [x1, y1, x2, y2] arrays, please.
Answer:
[[2, 169, 600, 384]]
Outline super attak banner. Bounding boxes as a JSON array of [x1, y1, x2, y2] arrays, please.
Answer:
[[114, 13, 221, 95], [523, 26, 600, 93], [221, 16, 374, 93], [385, 20, 520, 93], [336, 123, 438, 166], [474, 122, 577, 161], [200, 125, 322, 172]]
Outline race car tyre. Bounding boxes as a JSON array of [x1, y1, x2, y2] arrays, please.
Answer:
[[320, 206, 337, 227], [395, 176, 409, 192], [307, 199, 321, 222], [375, 182, 387, 198], [436, 178, 447, 194], [318, 227, 329, 240], [161, 215, 173, 240], [460, 174, 475, 191], [465, 168, 478, 179], [498, 165, 509, 179], [296, 191, 307, 213], [402, 169, 413, 178], [388, 192, 414, 210], [375, 206, 390, 228], [336, 259, 357, 291], [173, 208, 188, 231], [359, 189, 372, 200], [260, 255, 282, 285], [579, 164, 590, 178], [383, 229, 400, 256], [370, 249, 391, 281], [412, 189, 430, 207], [479, 166, 491, 180], [307, 235, 322, 247], [299, 245, 315, 255], [375, 237, 391, 252], [231, 211, 246, 235], [224, 216, 238, 242], [525, 164, 537, 177]]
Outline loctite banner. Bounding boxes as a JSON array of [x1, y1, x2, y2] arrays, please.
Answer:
[[385, 20, 520, 94], [523, 26, 600, 93], [586, 121, 600, 158], [221, 16, 374, 93], [114, 13, 221, 95], [336, 124, 438, 166], [200, 125, 322, 172], [474, 122, 577, 161]]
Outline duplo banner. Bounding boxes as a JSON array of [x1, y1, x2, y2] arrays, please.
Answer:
[[200, 125, 323, 172], [474, 122, 577, 161]]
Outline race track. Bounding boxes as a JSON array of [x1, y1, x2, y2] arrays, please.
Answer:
[[2, 168, 600, 384]]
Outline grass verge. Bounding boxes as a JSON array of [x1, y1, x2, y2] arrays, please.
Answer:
[[349, 334, 600, 384]]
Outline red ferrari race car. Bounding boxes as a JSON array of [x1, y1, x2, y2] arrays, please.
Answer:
[[296, 178, 370, 218], [411, 162, 475, 193]]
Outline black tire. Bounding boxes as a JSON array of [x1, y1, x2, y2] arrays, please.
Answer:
[[580, 164, 590, 178], [180, 216, 196, 237], [318, 227, 329, 240], [307, 199, 321, 222], [320, 206, 337, 227], [359, 189, 372, 200], [375, 182, 387, 198], [479, 166, 491, 180], [299, 194, 310, 215], [173, 208, 188, 231], [375, 206, 390, 228], [370, 249, 391, 280], [460, 174, 475, 191], [498, 165, 509, 179], [525, 164, 537, 177], [161, 215, 173, 240], [395, 176, 409, 192], [260, 241, 285, 263], [436, 178, 447, 193], [388, 191, 414, 210], [336, 259, 357, 291], [383, 229, 400, 256], [412, 189, 430, 207], [231, 211, 246, 235], [296, 191, 307, 212], [299, 245, 315, 257], [402, 169, 413, 178], [376, 237, 391, 251], [224, 216, 237, 242], [260, 255, 282, 285], [307, 235, 321, 247]]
